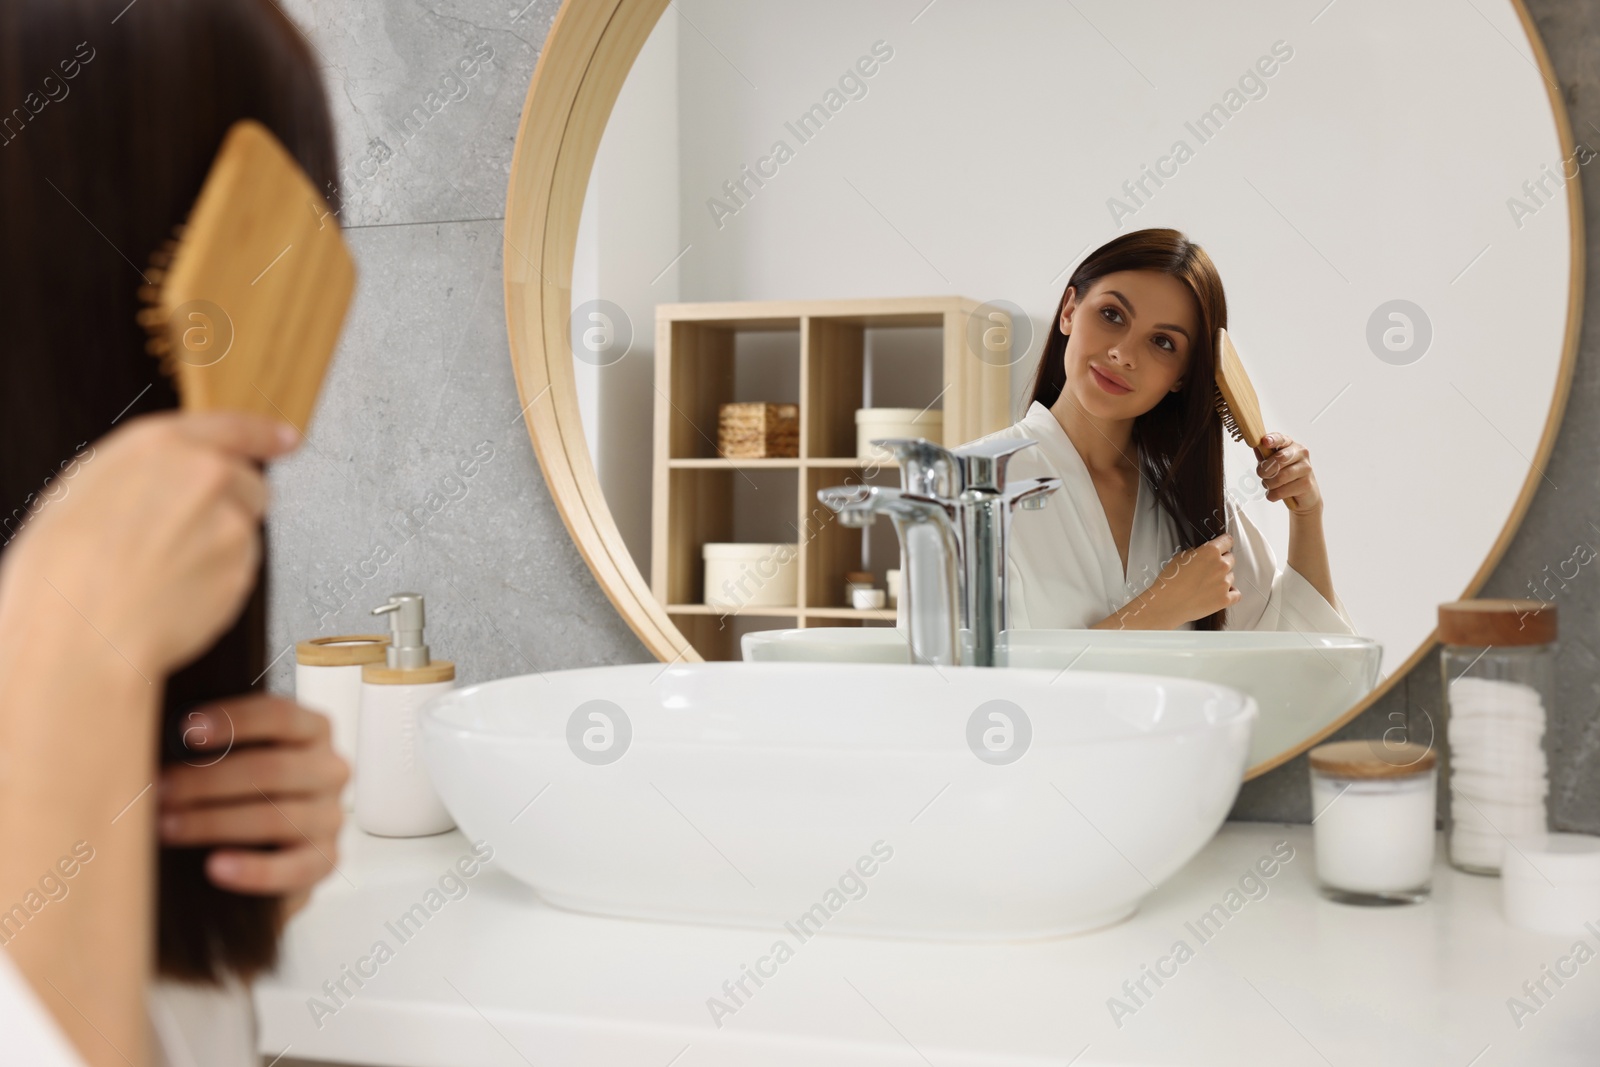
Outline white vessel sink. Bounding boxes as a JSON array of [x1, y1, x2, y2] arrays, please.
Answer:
[[742, 628, 1380, 770], [422, 662, 1254, 940]]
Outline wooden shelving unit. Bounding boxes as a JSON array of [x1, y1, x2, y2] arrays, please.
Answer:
[[651, 297, 1012, 660]]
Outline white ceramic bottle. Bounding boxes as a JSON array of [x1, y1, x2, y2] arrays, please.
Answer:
[[294, 634, 389, 810], [356, 593, 456, 837]]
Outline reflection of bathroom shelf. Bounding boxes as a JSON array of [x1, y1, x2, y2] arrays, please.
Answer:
[[667, 458, 800, 469], [653, 297, 1011, 661], [805, 458, 883, 469], [805, 607, 898, 621], [664, 604, 800, 618]]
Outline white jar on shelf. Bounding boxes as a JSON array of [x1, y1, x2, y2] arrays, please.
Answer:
[[856, 408, 942, 462], [703, 543, 799, 609]]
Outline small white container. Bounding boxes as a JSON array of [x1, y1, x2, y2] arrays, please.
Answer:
[[856, 408, 942, 462], [1502, 833, 1600, 934], [294, 635, 389, 811], [1309, 740, 1437, 905], [703, 543, 798, 610], [851, 588, 886, 610]]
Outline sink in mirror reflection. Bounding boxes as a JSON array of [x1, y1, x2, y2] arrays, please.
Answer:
[[422, 663, 1256, 939], [741, 628, 1380, 771]]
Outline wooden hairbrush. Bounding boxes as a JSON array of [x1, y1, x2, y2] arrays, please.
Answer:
[[1214, 327, 1267, 457], [137, 119, 355, 431]]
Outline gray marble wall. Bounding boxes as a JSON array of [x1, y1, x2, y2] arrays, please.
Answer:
[[266, 0, 1600, 829], [266, 0, 650, 690]]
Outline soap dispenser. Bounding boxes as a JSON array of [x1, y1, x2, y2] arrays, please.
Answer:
[[355, 593, 456, 837]]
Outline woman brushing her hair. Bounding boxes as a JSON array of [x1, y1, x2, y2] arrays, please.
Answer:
[[0, 0, 348, 1064], [976, 228, 1354, 633]]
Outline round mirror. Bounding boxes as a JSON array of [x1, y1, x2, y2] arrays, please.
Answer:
[[505, 0, 1581, 776]]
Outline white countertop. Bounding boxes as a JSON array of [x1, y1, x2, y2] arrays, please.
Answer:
[[257, 822, 1600, 1066]]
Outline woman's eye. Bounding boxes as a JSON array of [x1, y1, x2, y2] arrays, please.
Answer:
[[1100, 306, 1123, 324], [1153, 335, 1174, 352]]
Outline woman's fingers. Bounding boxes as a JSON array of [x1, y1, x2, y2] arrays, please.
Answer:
[[1263, 460, 1312, 497], [161, 744, 348, 805], [160, 796, 339, 846], [205, 842, 335, 897], [175, 410, 301, 461], [157, 692, 347, 899], [1268, 477, 1316, 504], [1262, 460, 1311, 492], [181, 694, 331, 751], [1258, 441, 1300, 473], [222, 461, 271, 519], [1258, 431, 1293, 455]]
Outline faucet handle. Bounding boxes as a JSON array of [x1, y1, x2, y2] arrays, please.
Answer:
[[1009, 475, 1061, 510], [951, 438, 1039, 492], [871, 437, 961, 499], [818, 483, 897, 528]]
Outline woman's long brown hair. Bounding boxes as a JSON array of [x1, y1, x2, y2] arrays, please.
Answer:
[[0, 0, 338, 981], [1024, 228, 1230, 630]]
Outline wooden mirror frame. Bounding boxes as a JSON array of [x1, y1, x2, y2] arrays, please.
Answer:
[[502, 0, 1584, 778]]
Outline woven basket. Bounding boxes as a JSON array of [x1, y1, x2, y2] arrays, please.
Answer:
[[718, 402, 799, 459]]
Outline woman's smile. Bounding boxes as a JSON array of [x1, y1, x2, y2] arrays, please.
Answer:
[[1089, 362, 1134, 395]]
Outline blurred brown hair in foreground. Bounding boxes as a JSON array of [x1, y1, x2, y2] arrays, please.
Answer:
[[0, 0, 339, 982]]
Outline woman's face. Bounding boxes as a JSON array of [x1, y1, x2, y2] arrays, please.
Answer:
[[1057, 270, 1199, 422]]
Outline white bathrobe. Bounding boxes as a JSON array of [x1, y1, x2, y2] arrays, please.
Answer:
[[0, 951, 256, 1067], [0, 949, 87, 1066], [974, 403, 1356, 634], [0, 940, 256, 1067]]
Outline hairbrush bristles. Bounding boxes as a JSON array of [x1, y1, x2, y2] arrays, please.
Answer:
[[1215, 387, 1244, 443], [136, 231, 185, 380]]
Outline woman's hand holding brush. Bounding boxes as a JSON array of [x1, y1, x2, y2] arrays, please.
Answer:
[[3, 410, 300, 680], [1255, 432, 1322, 517]]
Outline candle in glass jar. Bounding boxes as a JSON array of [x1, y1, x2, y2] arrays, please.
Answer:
[[1309, 740, 1437, 905]]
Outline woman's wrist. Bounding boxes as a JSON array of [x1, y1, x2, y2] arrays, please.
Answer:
[[1287, 502, 1325, 526], [2, 536, 168, 682], [0, 566, 160, 789]]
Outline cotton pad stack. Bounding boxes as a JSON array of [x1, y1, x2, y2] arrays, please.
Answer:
[[1437, 598, 1557, 876], [1446, 675, 1548, 870], [1502, 833, 1600, 933]]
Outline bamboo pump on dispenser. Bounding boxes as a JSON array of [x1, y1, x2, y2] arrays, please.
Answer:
[[355, 593, 456, 837]]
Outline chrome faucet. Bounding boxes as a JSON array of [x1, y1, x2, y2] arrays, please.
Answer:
[[950, 439, 1061, 667], [817, 437, 1060, 667], [817, 483, 963, 666]]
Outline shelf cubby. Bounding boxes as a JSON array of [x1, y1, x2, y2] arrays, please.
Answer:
[[653, 297, 1011, 660]]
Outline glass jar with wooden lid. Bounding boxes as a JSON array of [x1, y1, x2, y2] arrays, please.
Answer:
[[1438, 599, 1556, 875], [1309, 739, 1438, 905]]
